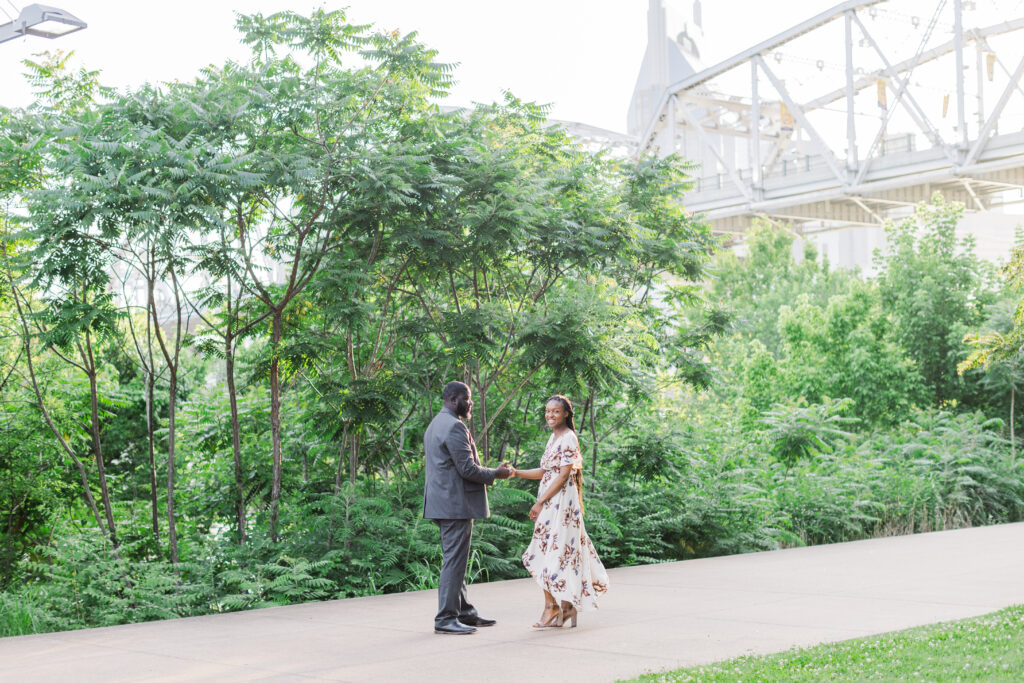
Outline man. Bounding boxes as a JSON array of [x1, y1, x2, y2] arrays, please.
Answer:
[[423, 381, 513, 634]]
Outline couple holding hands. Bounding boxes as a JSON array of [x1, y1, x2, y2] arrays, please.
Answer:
[[423, 381, 609, 635]]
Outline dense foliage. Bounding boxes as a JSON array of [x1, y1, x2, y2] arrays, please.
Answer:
[[2, 10, 1023, 637]]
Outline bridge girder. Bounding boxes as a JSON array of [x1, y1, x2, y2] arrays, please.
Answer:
[[630, 0, 1024, 235]]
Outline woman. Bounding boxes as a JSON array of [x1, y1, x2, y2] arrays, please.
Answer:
[[512, 395, 609, 629]]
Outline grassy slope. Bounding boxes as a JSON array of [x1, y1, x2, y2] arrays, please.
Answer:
[[633, 604, 1024, 682]]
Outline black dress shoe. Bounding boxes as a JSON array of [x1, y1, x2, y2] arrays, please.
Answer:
[[434, 621, 477, 635], [460, 615, 496, 627]]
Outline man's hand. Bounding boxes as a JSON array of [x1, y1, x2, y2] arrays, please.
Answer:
[[495, 462, 514, 479]]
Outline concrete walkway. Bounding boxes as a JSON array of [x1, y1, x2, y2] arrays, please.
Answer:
[[3, 522, 1024, 682]]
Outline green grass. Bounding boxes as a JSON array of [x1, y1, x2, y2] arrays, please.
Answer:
[[0, 591, 48, 638], [632, 604, 1024, 682]]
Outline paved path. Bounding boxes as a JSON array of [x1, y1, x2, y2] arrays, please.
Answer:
[[3, 523, 1024, 682]]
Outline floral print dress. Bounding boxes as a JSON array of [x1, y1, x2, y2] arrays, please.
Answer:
[[522, 430, 609, 611]]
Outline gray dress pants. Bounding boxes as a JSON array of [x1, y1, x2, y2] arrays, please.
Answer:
[[434, 519, 479, 627]]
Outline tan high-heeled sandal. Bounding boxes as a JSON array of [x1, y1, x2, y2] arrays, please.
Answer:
[[561, 602, 578, 628], [531, 602, 563, 629]]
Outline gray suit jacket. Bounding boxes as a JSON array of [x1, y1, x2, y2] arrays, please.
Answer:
[[423, 408, 497, 519]]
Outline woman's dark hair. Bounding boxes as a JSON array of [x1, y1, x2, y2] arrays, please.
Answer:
[[547, 395, 576, 432], [548, 394, 585, 513]]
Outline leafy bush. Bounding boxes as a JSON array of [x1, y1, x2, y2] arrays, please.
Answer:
[[860, 410, 1024, 534], [760, 397, 857, 469], [10, 520, 211, 633], [217, 555, 338, 610]]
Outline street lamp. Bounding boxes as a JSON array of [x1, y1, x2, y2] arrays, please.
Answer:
[[0, 4, 86, 45]]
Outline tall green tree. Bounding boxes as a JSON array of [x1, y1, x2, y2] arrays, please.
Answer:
[[294, 100, 719, 481], [3, 53, 123, 548], [202, 9, 454, 540], [710, 219, 852, 353], [961, 246, 1024, 459], [772, 283, 928, 424], [876, 196, 993, 407]]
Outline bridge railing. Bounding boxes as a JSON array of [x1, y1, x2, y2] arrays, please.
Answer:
[[692, 153, 837, 196]]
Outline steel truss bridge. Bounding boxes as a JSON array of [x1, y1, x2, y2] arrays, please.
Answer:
[[631, 0, 1024, 235]]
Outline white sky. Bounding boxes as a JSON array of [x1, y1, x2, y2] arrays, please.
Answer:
[[0, 0, 840, 133]]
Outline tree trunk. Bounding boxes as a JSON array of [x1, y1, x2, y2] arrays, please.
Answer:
[[475, 363, 489, 462], [588, 388, 598, 477], [166, 367, 179, 563], [145, 368, 160, 545], [226, 336, 246, 543], [348, 430, 361, 487], [148, 254, 180, 563], [327, 429, 351, 552], [512, 395, 532, 468], [83, 330, 118, 547], [86, 366, 117, 546], [269, 310, 284, 542], [132, 250, 160, 547], [1011, 385, 1016, 462], [334, 428, 349, 494], [8, 281, 107, 540]]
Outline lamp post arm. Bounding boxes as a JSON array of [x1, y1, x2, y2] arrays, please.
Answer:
[[0, 4, 87, 45]]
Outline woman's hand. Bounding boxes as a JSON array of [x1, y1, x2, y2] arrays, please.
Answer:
[[529, 501, 543, 521]]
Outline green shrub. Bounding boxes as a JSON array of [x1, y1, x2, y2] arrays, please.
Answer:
[[11, 520, 211, 633]]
